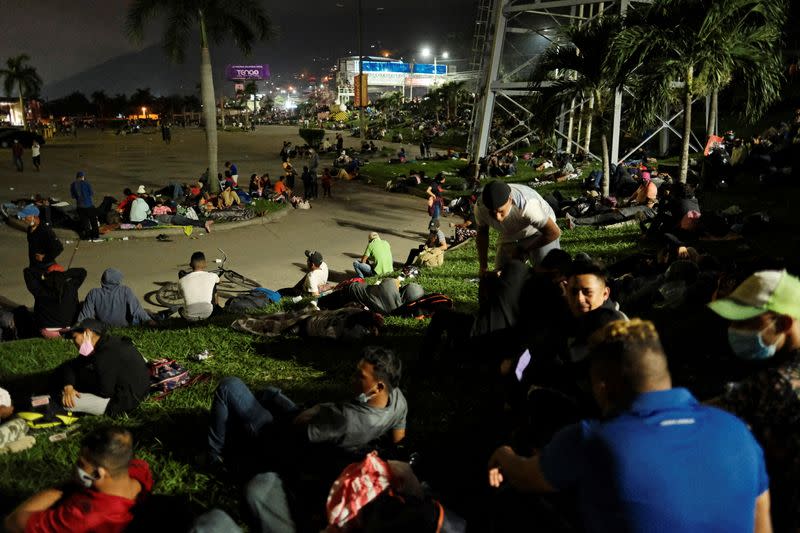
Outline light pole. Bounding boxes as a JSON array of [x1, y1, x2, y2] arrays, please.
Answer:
[[420, 48, 449, 88], [356, 0, 366, 141]]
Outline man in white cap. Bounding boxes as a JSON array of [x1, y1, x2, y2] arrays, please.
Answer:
[[475, 180, 561, 274], [353, 232, 393, 278], [709, 269, 800, 531]]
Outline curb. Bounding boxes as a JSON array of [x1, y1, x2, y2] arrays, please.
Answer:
[[5, 206, 289, 241]]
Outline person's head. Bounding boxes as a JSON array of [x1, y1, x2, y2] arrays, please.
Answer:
[[17, 204, 40, 228], [76, 170, 86, 180], [123, 187, 133, 196], [305, 250, 323, 270], [278, 174, 285, 182], [434, 172, 445, 184], [67, 318, 106, 356], [224, 161, 231, 168], [588, 319, 671, 414], [190, 251, 206, 271], [136, 185, 146, 195], [353, 346, 402, 399], [709, 270, 800, 360], [76, 427, 134, 489], [250, 173, 258, 183], [481, 180, 513, 222], [369, 231, 379, 242], [101, 268, 123, 287], [428, 219, 440, 233], [535, 248, 573, 285], [303, 165, 309, 173], [566, 260, 610, 317]]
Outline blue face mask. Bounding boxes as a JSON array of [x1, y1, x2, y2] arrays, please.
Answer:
[[727, 322, 779, 360]]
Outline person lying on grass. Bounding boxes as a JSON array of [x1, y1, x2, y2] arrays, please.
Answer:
[[4, 426, 152, 533], [207, 346, 407, 470]]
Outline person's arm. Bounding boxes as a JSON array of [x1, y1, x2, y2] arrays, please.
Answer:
[[4, 488, 64, 533], [23, 268, 41, 297], [488, 446, 557, 493], [476, 226, 490, 274], [46, 229, 64, 262], [425, 186, 434, 198], [126, 288, 153, 325], [76, 291, 95, 323], [754, 490, 772, 533], [392, 428, 406, 443]]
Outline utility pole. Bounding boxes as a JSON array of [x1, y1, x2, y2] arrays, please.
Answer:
[[356, 0, 367, 140]]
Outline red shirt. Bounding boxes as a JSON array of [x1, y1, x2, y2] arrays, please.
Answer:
[[26, 459, 153, 533], [273, 181, 287, 195]]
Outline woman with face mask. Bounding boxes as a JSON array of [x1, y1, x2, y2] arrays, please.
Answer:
[[54, 318, 150, 416]]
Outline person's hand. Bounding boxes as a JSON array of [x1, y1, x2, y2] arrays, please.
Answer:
[[488, 445, 514, 488], [34, 253, 45, 262], [0, 405, 13, 419], [62, 385, 80, 409]]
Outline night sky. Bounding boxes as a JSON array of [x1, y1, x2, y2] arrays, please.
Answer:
[[0, 0, 475, 98]]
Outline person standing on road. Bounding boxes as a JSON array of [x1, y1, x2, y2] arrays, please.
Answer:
[[31, 140, 41, 171], [336, 133, 344, 153], [11, 140, 23, 172], [70, 171, 100, 241], [225, 161, 239, 185]]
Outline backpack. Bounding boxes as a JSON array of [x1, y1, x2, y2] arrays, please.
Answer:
[[225, 289, 274, 313], [148, 359, 190, 396], [415, 247, 444, 268], [393, 293, 454, 318]]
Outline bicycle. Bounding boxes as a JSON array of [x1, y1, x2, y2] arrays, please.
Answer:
[[156, 248, 260, 307]]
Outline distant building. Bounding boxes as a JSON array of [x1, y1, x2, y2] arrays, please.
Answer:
[[0, 98, 25, 127], [335, 55, 452, 105]]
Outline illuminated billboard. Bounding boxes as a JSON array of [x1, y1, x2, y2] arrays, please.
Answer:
[[226, 64, 270, 81]]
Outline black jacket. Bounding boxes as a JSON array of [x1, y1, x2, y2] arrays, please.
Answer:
[[24, 267, 86, 328], [59, 335, 150, 416], [27, 223, 64, 268]]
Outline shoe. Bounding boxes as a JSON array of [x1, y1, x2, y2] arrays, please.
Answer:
[[90, 238, 104, 243], [566, 213, 576, 230], [156, 234, 171, 242]]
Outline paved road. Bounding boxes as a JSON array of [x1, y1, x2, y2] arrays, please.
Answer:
[[0, 126, 434, 308]]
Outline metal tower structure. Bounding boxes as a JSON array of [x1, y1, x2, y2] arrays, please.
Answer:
[[469, 0, 703, 165]]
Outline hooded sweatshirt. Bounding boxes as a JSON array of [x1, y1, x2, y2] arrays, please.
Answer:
[[77, 268, 151, 327]]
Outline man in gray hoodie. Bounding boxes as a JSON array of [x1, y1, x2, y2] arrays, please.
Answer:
[[77, 268, 154, 327]]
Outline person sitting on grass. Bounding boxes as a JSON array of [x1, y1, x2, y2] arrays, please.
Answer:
[[206, 346, 407, 469], [278, 250, 331, 299], [353, 232, 393, 278], [76, 268, 156, 328], [488, 319, 772, 533], [55, 318, 151, 416], [178, 251, 220, 321], [3, 426, 153, 533], [404, 219, 448, 267]]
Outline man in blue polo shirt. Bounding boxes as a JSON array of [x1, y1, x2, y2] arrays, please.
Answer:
[[488, 318, 771, 533]]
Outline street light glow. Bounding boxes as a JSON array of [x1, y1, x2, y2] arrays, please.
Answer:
[[442, 51, 450, 59], [421, 47, 431, 58]]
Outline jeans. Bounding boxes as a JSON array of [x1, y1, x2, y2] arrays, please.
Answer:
[[245, 472, 297, 533], [190, 509, 243, 533], [13, 156, 23, 171], [77, 206, 99, 239], [353, 261, 374, 278], [208, 377, 300, 462]]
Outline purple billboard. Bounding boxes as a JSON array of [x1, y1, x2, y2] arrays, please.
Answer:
[[225, 64, 270, 81]]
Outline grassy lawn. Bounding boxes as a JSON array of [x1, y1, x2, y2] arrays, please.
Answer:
[[0, 200, 637, 522]]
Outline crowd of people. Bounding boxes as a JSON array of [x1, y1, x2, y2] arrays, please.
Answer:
[[1, 121, 799, 532]]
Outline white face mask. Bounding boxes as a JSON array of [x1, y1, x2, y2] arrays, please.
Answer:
[[356, 386, 378, 404], [75, 465, 98, 488]]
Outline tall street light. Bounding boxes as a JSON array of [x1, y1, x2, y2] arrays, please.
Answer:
[[356, 0, 366, 141], [420, 48, 449, 88]]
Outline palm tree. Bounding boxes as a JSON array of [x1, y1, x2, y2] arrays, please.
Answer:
[[532, 16, 624, 196], [91, 90, 109, 118], [0, 54, 42, 131], [126, 0, 271, 193], [609, 0, 787, 183]]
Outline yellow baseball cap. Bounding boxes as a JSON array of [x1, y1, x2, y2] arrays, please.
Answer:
[[708, 270, 800, 320]]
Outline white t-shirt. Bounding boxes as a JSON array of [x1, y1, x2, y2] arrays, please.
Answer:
[[129, 198, 151, 223], [304, 262, 329, 294], [31, 144, 41, 157], [475, 183, 555, 243], [178, 271, 220, 318]]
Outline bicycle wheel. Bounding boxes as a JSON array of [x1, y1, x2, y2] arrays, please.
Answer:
[[223, 270, 260, 289], [156, 282, 183, 307]]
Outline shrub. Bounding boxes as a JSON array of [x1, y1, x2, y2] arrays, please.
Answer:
[[298, 128, 325, 148]]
